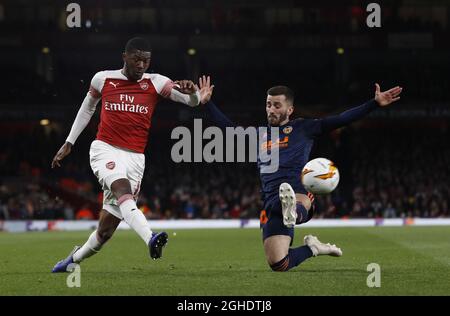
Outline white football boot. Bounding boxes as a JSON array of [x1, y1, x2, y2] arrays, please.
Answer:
[[279, 182, 297, 228], [304, 235, 343, 257]]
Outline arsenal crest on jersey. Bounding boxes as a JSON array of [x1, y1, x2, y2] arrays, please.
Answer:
[[106, 161, 115, 170], [140, 82, 149, 90]]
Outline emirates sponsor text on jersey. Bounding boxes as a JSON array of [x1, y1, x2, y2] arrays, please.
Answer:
[[104, 94, 149, 114]]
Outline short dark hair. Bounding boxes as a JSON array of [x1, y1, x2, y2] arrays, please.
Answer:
[[125, 37, 151, 53], [267, 86, 294, 104]]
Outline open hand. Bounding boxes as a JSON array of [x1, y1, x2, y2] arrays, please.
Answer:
[[198, 75, 215, 104], [375, 83, 403, 107]]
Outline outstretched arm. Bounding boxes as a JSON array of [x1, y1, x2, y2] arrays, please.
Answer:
[[198, 75, 237, 128], [319, 83, 403, 134], [66, 92, 100, 144], [171, 80, 201, 107], [321, 99, 377, 133], [52, 74, 102, 168], [205, 101, 237, 128], [52, 92, 100, 168], [153, 75, 200, 107]]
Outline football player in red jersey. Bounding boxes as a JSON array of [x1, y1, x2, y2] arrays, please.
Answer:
[[51, 37, 201, 272]]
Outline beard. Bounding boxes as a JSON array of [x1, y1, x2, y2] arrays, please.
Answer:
[[267, 112, 288, 126]]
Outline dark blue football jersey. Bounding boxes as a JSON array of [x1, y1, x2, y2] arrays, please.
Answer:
[[258, 118, 322, 206], [205, 99, 378, 211]]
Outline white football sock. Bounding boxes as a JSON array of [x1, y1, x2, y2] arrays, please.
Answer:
[[119, 195, 153, 245], [73, 230, 102, 263]]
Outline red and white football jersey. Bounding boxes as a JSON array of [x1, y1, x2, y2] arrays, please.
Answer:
[[89, 70, 174, 153]]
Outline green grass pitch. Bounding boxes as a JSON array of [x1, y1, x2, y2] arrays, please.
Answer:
[[1, 226, 449, 295]]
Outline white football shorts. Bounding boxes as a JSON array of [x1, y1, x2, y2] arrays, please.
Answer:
[[89, 139, 145, 219]]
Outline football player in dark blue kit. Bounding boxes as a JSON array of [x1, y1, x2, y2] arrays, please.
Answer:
[[196, 75, 402, 272]]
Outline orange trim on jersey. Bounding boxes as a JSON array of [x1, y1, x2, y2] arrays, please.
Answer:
[[260, 210, 268, 225], [261, 136, 289, 150]]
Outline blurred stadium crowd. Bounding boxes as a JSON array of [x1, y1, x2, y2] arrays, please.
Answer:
[[0, 122, 448, 220]]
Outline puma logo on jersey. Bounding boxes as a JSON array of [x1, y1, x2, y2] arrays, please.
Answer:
[[109, 82, 119, 88]]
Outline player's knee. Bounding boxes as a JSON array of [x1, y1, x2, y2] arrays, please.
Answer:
[[269, 255, 290, 272], [110, 179, 132, 199]]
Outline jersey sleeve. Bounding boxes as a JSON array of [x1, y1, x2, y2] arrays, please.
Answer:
[[89, 71, 105, 98], [66, 73, 102, 145], [205, 101, 237, 128], [320, 99, 378, 133], [151, 74, 174, 98], [301, 99, 378, 137], [297, 118, 323, 138], [151, 74, 200, 107]]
